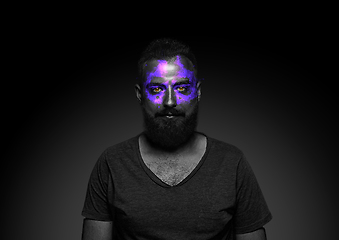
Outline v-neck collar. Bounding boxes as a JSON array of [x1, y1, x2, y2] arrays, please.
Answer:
[[135, 131, 211, 188]]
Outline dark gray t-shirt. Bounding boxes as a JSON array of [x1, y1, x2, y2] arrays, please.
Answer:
[[82, 132, 272, 239]]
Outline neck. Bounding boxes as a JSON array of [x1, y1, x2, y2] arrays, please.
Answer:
[[140, 132, 199, 158]]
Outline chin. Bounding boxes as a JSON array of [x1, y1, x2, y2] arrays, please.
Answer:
[[142, 106, 199, 151]]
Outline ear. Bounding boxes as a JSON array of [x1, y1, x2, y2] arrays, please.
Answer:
[[135, 84, 142, 103], [196, 81, 202, 102]]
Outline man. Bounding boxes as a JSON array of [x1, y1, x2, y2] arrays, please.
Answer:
[[81, 38, 272, 240]]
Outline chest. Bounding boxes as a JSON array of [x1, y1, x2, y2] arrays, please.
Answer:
[[139, 134, 207, 186], [144, 157, 200, 186], [111, 150, 237, 239]]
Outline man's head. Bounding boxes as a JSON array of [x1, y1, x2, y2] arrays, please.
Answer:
[[135, 38, 201, 152]]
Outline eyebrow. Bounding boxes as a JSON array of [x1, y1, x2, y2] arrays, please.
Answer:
[[147, 78, 191, 87]]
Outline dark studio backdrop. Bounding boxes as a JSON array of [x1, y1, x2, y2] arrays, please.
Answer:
[[4, 31, 337, 239]]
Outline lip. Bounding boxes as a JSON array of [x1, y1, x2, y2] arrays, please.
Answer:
[[158, 113, 182, 118]]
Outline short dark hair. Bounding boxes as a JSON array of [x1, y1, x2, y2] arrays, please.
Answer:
[[137, 38, 198, 86]]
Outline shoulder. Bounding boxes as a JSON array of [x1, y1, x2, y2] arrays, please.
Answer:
[[98, 134, 140, 165], [102, 135, 139, 158], [89, 135, 139, 177], [205, 133, 245, 161]]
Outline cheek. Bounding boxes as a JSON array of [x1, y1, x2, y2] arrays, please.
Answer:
[[176, 88, 198, 105], [145, 91, 165, 107]]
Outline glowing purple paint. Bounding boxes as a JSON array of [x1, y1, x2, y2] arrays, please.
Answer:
[[143, 55, 197, 106]]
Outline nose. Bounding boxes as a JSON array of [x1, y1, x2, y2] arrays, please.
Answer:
[[163, 86, 177, 108]]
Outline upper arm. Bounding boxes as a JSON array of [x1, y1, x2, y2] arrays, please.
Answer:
[[236, 227, 267, 240], [234, 156, 272, 234], [82, 218, 113, 240]]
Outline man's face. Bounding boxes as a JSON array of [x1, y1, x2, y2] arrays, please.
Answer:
[[136, 55, 201, 151]]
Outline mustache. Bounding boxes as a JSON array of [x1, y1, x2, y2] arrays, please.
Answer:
[[155, 109, 185, 117]]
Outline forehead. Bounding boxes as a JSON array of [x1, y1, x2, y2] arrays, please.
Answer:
[[143, 55, 196, 80]]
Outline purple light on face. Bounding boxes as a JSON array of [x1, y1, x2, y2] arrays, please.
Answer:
[[144, 56, 198, 106], [173, 55, 197, 105], [157, 60, 169, 75], [144, 60, 168, 105]]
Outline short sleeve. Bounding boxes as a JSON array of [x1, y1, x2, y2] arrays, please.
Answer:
[[233, 155, 272, 234], [81, 150, 113, 221]]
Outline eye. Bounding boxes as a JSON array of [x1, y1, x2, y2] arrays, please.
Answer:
[[177, 86, 187, 92], [152, 87, 163, 93]]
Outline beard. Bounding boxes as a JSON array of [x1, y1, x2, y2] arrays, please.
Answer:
[[142, 104, 199, 152]]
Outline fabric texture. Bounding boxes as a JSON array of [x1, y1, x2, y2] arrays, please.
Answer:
[[82, 132, 272, 239]]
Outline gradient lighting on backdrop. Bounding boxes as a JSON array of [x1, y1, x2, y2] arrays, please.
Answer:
[[4, 39, 336, 240]]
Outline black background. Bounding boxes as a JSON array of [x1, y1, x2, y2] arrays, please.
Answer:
[[3, 17, 337, 240]]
